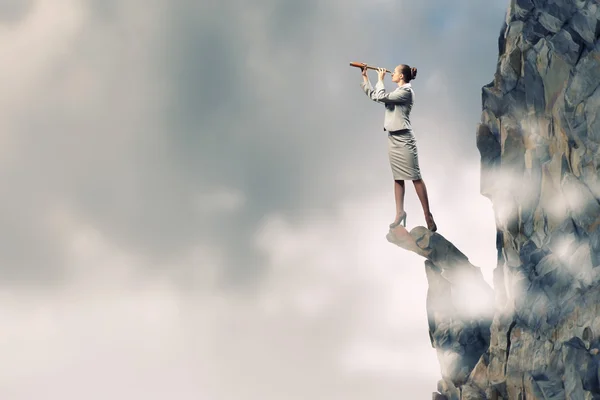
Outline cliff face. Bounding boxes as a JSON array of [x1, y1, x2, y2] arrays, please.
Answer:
[[386, 227, 496, 398], [389, 0, 600, 398], [475, 0, 600, 398]]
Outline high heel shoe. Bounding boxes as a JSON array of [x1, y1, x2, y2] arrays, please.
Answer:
[[389, 211, 407, 228], [426, 212, 437, 232]]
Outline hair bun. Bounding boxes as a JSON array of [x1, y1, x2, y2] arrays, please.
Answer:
[[411, 67, 417, 80]]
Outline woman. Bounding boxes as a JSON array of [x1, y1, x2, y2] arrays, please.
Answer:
[[360, 64, 437, 232]]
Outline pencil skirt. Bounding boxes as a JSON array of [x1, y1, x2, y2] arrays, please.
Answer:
[[387, 129, 422, 180]]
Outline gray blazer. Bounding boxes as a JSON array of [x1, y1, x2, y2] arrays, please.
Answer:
[[361, 80, 414, 132]]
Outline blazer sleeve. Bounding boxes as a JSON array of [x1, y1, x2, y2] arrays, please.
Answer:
[[361, 80, 383, 104], [362, 81, 411, 105]]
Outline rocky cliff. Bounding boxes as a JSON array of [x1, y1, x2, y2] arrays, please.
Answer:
[[388, 0, 600, 398]]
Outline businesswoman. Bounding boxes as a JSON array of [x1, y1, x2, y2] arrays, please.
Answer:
[[360, 64, 437, 231]]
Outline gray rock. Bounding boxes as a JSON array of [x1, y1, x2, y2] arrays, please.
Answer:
[[579, 171, 600, 232], [477, 124, 500, 200], [567, 98, 589, 145], [437, 379, 460, 400], [522, 19, 550, 46], [524, 49, 546, 113], [548, 30, 581, 65], [476, 123, 501, 167], [461, 384, 487, 400], [561, 173, 600, 232], [420, 2, 600, 398], [573, 0, 588, 10], [570, 6, 598, 46], [481, 85, 505, 116], [524, 373, 566, 400], [538, 10, 565, 34], [518, 162, 544, 236], [499, 52, 520, 93], [504, 87, 529, 121], [481, 109, 501, 139], [510, 0, 534, 20], [546, 217, 577, 253], [506, 21, 525, 51], [541, 0, 576, 24], [535, 253, 576, 298], [535, 253, 563, 279], [585, 85, 600, 144], [515, 288, 550, 331], [519, 239, 545, 271], [565, 44, 600, 107], [542, 44, 571, 112], [562, 337, 600, 394], [589, 229, 600, 267], [424, 260, 493, 388], [468, 352, 490, 393]]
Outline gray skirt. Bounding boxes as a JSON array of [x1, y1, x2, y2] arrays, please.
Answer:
[[387, 129, 422, 180]]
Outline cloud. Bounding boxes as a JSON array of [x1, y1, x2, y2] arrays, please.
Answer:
[[1, 195, 440, 399], [0, 0, 509, 398]]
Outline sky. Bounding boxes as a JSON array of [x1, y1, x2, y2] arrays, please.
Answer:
[[0, 0, 508, 399]]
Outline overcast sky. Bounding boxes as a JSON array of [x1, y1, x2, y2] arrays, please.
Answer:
[[0, 0, 507, 398]]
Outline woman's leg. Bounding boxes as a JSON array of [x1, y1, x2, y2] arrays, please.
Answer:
[[392, 179, 405, 223], [413, 179, 437, 230]]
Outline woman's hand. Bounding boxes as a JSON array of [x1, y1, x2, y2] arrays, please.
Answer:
[[361, 65, 369, 83], [361, 65, 368, 78], [377, 67, 386, 81]]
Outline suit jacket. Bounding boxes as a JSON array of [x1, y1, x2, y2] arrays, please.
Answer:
[[361, 80, 414, 132]]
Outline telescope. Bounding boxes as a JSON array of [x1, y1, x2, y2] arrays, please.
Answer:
[[349, 62, 392, 74]]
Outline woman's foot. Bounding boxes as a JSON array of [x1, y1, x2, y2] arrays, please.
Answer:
[[390, 211, 407, 228], [426, 212, 437, 232]]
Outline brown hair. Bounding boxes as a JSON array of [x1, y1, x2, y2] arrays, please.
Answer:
[[399, 64, 417, 82]]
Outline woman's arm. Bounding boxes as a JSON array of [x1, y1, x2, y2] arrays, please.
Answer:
[[368, 81, 411, 104], [360, 68, 411, 105], [360, 68, 383, 103]]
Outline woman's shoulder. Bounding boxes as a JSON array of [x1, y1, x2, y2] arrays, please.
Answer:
[[396, 86, 413, 97]]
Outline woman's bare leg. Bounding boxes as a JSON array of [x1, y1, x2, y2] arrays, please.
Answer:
[[391, 180, 405, 226], [413, 178, 436, 230]]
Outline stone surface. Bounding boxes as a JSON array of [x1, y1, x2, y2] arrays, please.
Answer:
[[387, 226, 495, 392], [465, 0, 600, 398], [392, 1, 600, 398]]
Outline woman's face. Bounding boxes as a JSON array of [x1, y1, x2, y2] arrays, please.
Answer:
[[391, 66, 403, 83]]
